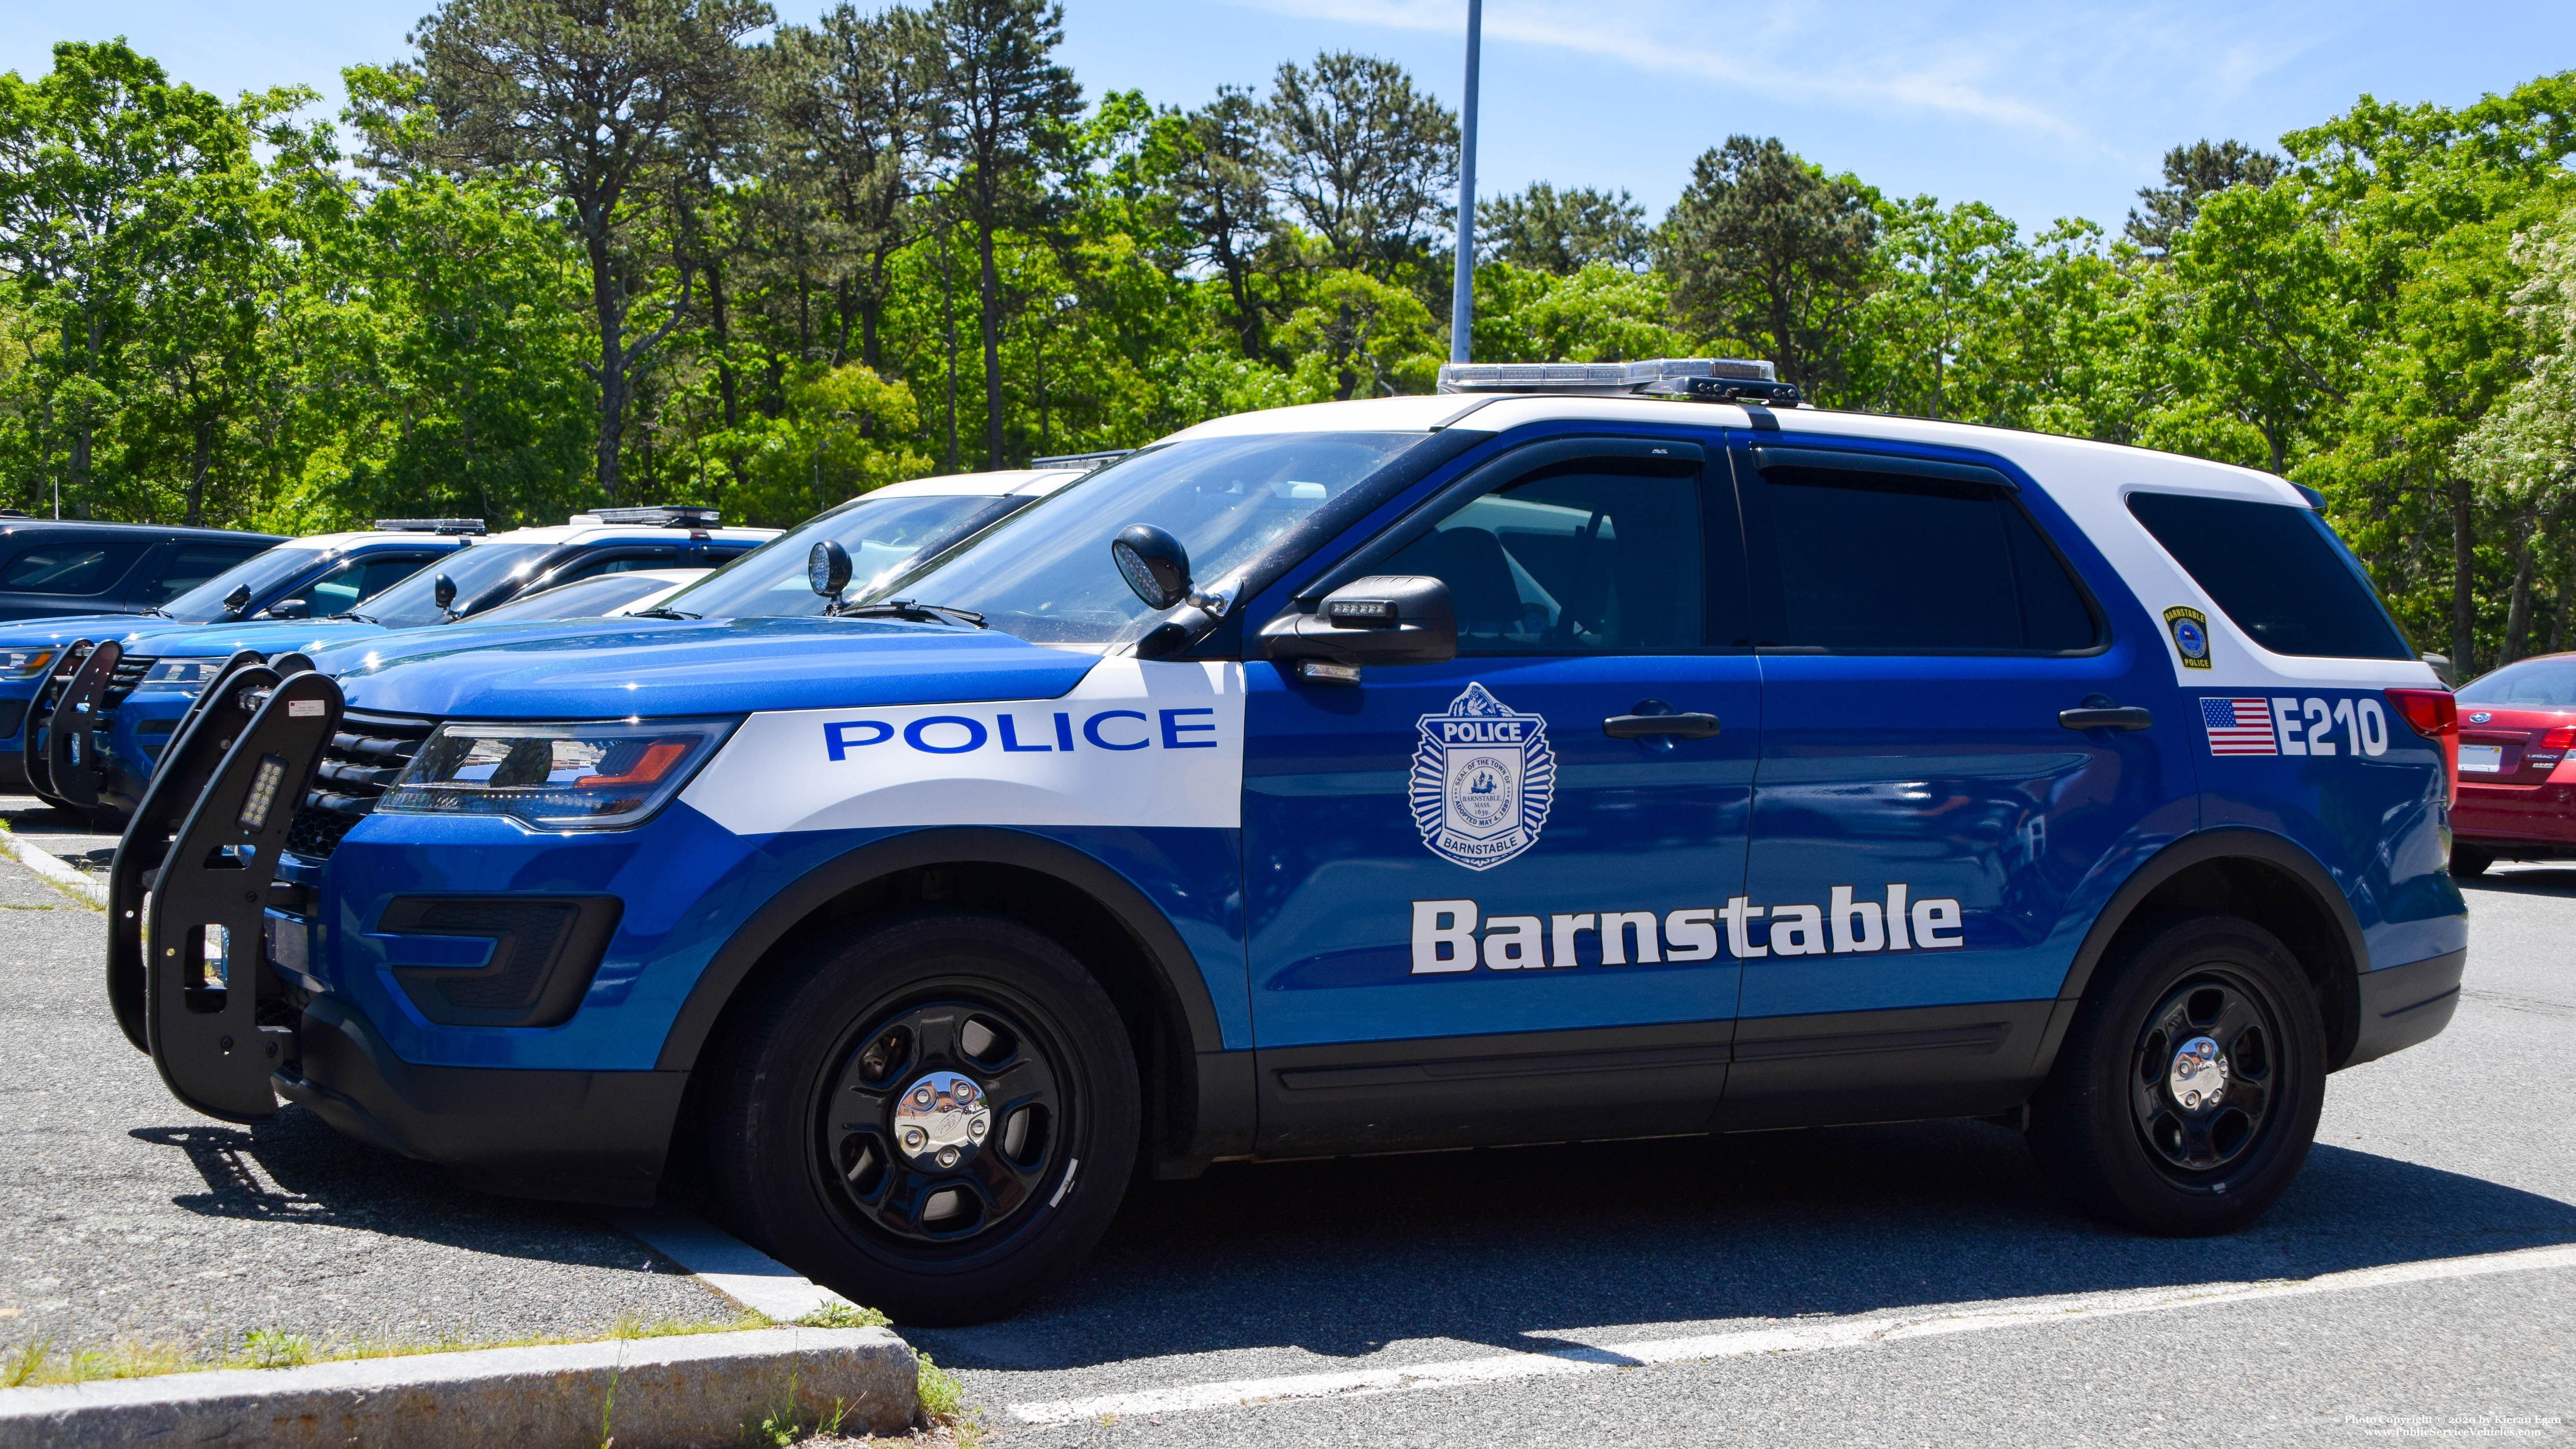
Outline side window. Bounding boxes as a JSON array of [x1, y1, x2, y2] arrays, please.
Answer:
[[0, 541, 149, 596], [2126, 491, 2414, 660], [1745, 456, 2098, 653], [549, 548, 679, 586], [1378, 465, 1703, 654], [140, 544, 265, 605], [282, 554, 438, 618]]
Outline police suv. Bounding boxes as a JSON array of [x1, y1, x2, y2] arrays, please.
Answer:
[[119, 362, 2466, 1325]]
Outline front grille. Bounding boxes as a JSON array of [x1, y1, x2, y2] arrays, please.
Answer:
[[99, 655, 151, 712], [284, 710, 437, 860]]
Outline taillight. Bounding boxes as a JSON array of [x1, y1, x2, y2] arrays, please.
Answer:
[[2386, 688, 2458, 804], [2542, 725, 2576, 752]]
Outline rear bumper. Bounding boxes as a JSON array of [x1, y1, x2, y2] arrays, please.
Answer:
[[2344, 948, 2465, 1069], [276, 992, 688, 1206], [2454, 780, 2576, 848]]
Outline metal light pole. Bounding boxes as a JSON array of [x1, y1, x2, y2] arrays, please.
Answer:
[[1448, 0, 1482, 364]]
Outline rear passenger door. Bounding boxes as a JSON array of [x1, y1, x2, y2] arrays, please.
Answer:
[[1725, 440, 2195, 1127]]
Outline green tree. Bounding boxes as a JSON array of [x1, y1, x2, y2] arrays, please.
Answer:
[[928, 0, 1083, 470], [1656, 136, 1878, 395], [2124, 139, 2282, 256], [1263, 53, 1456, 277], [354, 0, 774, 503], [1480, 183, 1647, 274]]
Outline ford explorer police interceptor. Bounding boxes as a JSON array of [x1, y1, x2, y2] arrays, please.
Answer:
[[116, 361, 2467, 1325]]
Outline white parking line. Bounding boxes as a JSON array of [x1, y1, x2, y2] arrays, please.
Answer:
[[1008, 1240, 2576, 1426]]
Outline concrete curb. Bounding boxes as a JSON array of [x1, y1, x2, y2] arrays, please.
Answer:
[[0, 1325, 917, 1449], [614, 1209, 868, 1322], [0, 828, 105, 909]]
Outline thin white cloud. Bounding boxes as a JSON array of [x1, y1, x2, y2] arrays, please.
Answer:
[[1235, 0, 2372, 163]]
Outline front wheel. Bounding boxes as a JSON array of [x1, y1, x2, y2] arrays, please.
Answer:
[[2027, 914, 2326, 1235], [705, 912, 1140, 1326]]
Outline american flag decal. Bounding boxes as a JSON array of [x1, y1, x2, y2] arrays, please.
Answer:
[[2201, 697, 2278, 755]]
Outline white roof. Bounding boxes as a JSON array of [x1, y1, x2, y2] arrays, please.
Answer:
[[1162, 393, 2304, 509], [861, 468, 1088, 502], [479, 520, 780, 546]]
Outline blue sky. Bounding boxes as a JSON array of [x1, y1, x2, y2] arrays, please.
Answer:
[[4, 0, 2572, 234]]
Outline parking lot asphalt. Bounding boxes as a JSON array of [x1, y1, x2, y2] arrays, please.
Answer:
[[0, 848, 737, 1371], [913, 867, 2576, 1447]]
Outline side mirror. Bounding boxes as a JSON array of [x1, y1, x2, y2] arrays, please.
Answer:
[[222, 583, 252, 616], [809, 539, 852, 601], [1111, 524, 1191, 611], [1259, 575, 1457, 678], [259, 598, 308, 620], [432, 573, 457, 612]]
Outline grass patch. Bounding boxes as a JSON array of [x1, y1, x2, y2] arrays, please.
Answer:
[[0, 1309, 774, 1387], [794, 1302, 890, 1329]]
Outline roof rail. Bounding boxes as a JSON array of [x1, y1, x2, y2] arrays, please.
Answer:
[[577, 505, 724, 528], [373, 518, 489, 535], [1029, 450, 1132, 470]]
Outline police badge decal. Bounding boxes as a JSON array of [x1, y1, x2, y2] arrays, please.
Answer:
[[2163, 605, 2212, 669], [1411, 682, 1556, 870]]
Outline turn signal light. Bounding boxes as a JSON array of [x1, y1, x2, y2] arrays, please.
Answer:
[[2386, 688, 2458, 804]]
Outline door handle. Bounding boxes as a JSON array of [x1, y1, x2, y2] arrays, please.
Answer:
[[2059, 694, 2153, 732], [1604, 712, 1721, 740]]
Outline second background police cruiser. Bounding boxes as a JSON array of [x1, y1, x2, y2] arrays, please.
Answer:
[[126, 361, 2465, 1324]]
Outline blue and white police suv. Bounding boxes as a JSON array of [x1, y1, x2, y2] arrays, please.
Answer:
[[119, 361, 2466, 1324]]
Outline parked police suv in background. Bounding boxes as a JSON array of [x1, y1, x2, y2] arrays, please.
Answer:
[[121, 361, 2465, 1325]]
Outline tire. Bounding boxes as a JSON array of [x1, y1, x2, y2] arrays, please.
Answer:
[[2449, 845, 2495, 878], [704, 911, 1140, 1326], [2027, 914, 2326, 1235]]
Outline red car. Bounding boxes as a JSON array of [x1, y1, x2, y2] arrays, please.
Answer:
[[2449, 653, 2576, 875]]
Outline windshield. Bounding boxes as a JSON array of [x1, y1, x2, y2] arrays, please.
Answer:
[[358, 542, 557, 628], [656, 491, 1023, 619], [2458, 658, 2576, 707], [155, 546, 320, 623], [865, 433, 1429, 645], [469, 571, 696, 623]]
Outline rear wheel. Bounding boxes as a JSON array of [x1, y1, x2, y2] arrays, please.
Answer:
[[2027, 914, 2325, 1235], [2449, 844, 2495, 878], [705, 911, 1139, 1326]]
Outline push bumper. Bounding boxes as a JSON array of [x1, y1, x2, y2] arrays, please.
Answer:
[[2344, 948, 2465, 1068], [277, 992, 687, 1207]]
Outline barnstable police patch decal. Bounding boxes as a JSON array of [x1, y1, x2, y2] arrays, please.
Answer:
[[2163, 605, 2212, 669], [1411, 682, 1555, 871]]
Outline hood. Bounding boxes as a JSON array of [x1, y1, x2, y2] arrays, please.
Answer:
[[328, 616, 1100, 719], [306, 613, 693, 676], [118, 618, 387, 660], [0, 612, 194, 652]]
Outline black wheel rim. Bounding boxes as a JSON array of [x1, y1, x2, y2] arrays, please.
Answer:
[[813, 993, 1069, 1256], [2127, 968, 2284, 1183]]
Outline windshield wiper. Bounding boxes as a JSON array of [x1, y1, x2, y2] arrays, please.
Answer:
[[336, 612, 380, 624], [627, 607, 701, 620], [826, 598, 987, 628]]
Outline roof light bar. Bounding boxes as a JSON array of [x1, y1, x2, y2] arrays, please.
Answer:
[[581, 505, 724, 528], [373, 518, 489, 535], [1436, 357, 1776, 395]]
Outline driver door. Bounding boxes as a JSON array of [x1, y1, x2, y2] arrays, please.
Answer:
[[1240, 433, 1761, 1155]]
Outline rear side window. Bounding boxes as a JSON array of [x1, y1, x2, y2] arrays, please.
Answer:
[[1744, 460, 2099, 653], [0, 541, 149, 595], [140, 544, 266, 605], [2127, 492, 2412, 660]]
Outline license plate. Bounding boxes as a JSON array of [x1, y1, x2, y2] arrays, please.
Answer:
[[2459, 744, 2505, 773]]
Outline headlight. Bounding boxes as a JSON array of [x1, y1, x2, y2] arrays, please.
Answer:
[[378, 718, 736, 830], [138, 656, 231, 694], [3, 648, 56, 680]]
